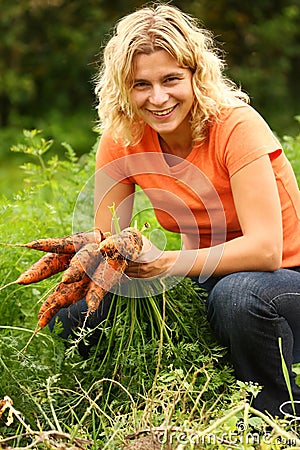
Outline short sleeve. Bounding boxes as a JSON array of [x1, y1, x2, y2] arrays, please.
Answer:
[[219, 105, 282, 176], [96, 131, 133, 184]]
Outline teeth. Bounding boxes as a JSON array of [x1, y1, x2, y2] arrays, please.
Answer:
[[152, 106, 175, 116]]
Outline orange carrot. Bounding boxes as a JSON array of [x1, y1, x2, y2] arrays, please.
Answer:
[[16, 253, 73, 285], [37, 275, 91, 329], [99, 227, 143, 261], [26, 227, 142, 328], [10, 228, 104, 254], [61, 242, 102, 284], [86, 258, 127, 313]]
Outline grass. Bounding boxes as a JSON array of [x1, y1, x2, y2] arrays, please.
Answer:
[[0, 126, 300, 449], [0, 157, 26, 198]]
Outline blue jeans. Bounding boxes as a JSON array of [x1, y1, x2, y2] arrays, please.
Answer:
[[197, 267, 300, 417]]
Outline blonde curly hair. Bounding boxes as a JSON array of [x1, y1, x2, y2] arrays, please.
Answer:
[[94, 3, 249, 146]]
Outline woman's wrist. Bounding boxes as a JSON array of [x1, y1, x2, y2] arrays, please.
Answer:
[[164, 250, 189, 276], [164, 249, 203, 278]]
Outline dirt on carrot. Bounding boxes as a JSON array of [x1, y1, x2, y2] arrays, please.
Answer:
[[16, 253, 73, 285], [37, 275, 91, 329], [86, 258, 128, 313], [99, 227, 143, 261], [61, 242, 102, 284], [6, 228, 104, 254]]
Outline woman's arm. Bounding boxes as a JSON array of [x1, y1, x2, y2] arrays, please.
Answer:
[[126, 154, 283, 279], [94, 155, 135, 232]]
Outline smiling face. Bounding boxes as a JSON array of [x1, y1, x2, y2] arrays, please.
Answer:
[[131, 50, 194, 142]]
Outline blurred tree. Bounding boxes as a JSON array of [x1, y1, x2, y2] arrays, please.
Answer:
[[0, 2, 35, 126], [176, 0, 300, 132], [0, 0, 108, 127], [0, 0, 299, 139]]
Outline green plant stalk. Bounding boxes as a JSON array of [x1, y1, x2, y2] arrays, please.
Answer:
[[142, 295, 158, 342], [148, 282, 168, 429], [108, 203, 121, 233], [133, 404, 246, 442], [278, 336, 296, 417], [111, 312, 132, 379], [88, 298, 121, 370], [124, 299, 153, 385], [70, 384, 109, 442], [121, 295, 140, 359], [200, 390, 227, 428], [70, 377, 137, 442], [0, 355, 24, 395], [0, 249, 26, 287], [242, 401, 250, 448], [147, 295, 173, 347], [164, 290, 196, 340], [131, 301, 152, 383], [46, 376, 63, 433], [97, 298, 134, 412], [28, 391, 57, 431], [37, 152, 48, 176], [187, 368, 213, 421]]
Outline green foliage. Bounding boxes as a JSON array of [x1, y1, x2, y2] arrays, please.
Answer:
[[0, 129, 300, 449], [0, 0, 107, 119], [183, 0, 300, 135], [282, 115, 300, 184], [1, 0, 300, 161], [64, 278, 234, 403]]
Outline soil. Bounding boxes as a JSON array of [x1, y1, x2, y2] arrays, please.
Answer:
[[123, 435, 162, 450]]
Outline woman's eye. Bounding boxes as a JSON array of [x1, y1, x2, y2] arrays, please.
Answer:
[[133, 82, 148, 89], [164, 77, 181, 84]]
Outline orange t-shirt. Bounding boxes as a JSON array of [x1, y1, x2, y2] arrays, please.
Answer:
[[96, 104, 300, 268]]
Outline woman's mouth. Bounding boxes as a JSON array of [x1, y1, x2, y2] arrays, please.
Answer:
[[149, 105, 177, 117]]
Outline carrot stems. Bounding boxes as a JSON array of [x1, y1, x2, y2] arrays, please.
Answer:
[[108, 203, 121, 234]]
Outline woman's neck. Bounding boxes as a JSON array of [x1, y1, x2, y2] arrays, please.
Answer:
[[158, 133, 193, 159]]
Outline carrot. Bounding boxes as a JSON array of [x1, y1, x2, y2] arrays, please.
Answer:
[[0, 252, 73, 291], [61, 242, 102, 284], [37, 275, 91, 329], [6, 228, 104, 254], [16, 252, 73, 285], [86, 258, 128, 313], [99, 227, 143, 261], [62, 226, 142, 302]]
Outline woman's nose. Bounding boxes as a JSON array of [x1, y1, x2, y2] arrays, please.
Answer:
[[149, 85, 169, 105]]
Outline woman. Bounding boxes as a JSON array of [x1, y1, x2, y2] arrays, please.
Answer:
[[54, 4, 300, 417]]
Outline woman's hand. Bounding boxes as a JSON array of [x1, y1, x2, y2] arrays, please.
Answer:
[[125, 235, 176, 278]]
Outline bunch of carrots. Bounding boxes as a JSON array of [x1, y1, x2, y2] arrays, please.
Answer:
[[1, 227, 143, 331]]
